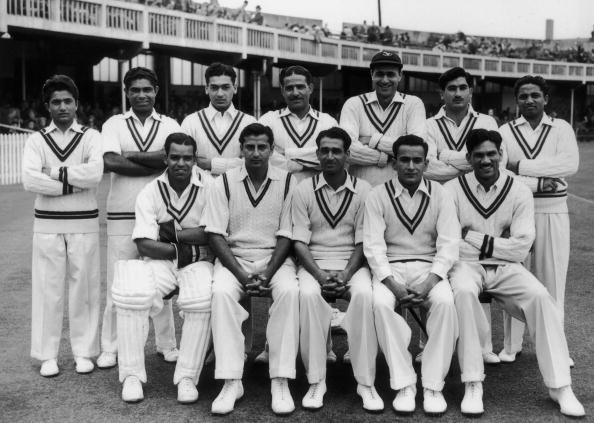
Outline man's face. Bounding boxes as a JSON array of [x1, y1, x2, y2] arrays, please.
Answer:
[[442, 76, 472, 113], [126, 78, 158, 114], [467, 140, 501, 181], [45, 90, 77, 128], [166, 142, 195, 184], [241, 135, 272, 171], [206, 74, 236, 111], [371, 64, 402, 99], [317, 137, 348, 175], [393, 145, 427, 189], [281, 74, 313, 113], [516, 83, 548, 120]]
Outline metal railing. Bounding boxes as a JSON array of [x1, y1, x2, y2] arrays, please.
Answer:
[[3, 0, 594, 82]]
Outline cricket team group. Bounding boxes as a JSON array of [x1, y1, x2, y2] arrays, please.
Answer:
[[23, 50, 586, 418]]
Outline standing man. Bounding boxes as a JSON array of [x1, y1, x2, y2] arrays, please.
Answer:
[[446, 129, 584, 417], [424, 66, 500, 364], [259, 65, 337, 182], [498, 76, 579, 363], [364, 135, 459, 415], [202, 123, 299, 415], [23, 75, 103, 376], [181, 62, 256, 176], [112, 133, 213, 404], [293, 127, 382, 412], [340, 50, 426, 186], [98, 67, 180, 369]]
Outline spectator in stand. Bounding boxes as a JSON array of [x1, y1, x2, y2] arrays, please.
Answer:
[[229, 0, 248, 22], [382, 26, 394, 45], [313, 25, 324, 43], [322, 23, 331, 37], [248, 5, 263, 25], [367, 22, 381, 44]]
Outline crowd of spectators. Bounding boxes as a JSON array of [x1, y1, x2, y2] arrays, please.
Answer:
[[142, 0, 265, 25], [339, 22, 594, 64]]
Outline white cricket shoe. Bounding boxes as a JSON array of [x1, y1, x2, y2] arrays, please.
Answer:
[[211, 379, 243, 415], [271, 377, 295, 415], [254, 349, 269, 364], [356, 384, 384, 412], [423, 388, 447, 415], [302, 379, 326, 410], [177, 377, 198, 404], [483, 351, 501, 364], [74, 357, 94, 374], [393, 384, 416, 414], [122, 376, 144, 403], [498, 349, 519, 363], [549, 386, 585, 417], [97, 352, 117, 369], [461, 382, 484, 415], [40, 359, 59, 377], [157, 347, 179, 362]]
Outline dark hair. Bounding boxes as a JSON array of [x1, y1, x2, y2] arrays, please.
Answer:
[[164, 132, 197, 155], [205, 62, 237, 85], [124, 67, 159, 90], [280, 65, 313, 85], [42, 75, 79, 104], [239, 123, 274, 146], [438, 67, 473, 90], [315, 126, 351, 151], [513, 75, 549, 98], [392, 135, 428, 158], [465, 129, 502, 153]]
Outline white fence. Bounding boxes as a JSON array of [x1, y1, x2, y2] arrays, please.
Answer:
[[0, 133, 27, 185]]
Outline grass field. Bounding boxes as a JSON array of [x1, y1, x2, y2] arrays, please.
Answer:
[[1, 144, 593, 422]]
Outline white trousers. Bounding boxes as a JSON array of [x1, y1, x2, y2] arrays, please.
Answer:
[[101, 234, 176, 354], [503, 212, 570, 353], [299, 265, 376, 385], [112, 259, 213, 384], [451, 262, 571, 388], [372, 261, 458, 391], [31, 232, 100, 360], [211, 257, 299, 380]]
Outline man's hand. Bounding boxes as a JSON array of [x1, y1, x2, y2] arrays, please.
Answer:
[[382, 276, 415, 305], [501, 226, 511, 239], [245, 274, 272, 297], [158, 220, 178, 244], [359, 135, 371, 145], [177, 243, 198, 269], [196, 156, 212, 171], [406, 273, 441, 305], [42, 166, 51, 176], [506, 160, 520, 174], [541, 177, 559, 193]]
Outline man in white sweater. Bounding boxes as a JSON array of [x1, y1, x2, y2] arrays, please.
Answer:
[[364, 135, 459, 416], [445, 128, 584, 418], [259, 65, 337, 182], [181, 62, 256, 175], [340, 51, 426, 186], [292, 127, 381, 412], [99, 67, 180, 369], [23, 75, 103, 377], [202, 123, 299, 416], [498, 75, 579, 364], [112, 133, 214, 404]]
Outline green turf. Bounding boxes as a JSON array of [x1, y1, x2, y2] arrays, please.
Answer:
[[1, 144, 593, 422]]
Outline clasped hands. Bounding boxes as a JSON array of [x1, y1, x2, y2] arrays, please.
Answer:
[[244, 273, 272, 297], [317, 270, 349, 300], [384, 273, 441, 308]]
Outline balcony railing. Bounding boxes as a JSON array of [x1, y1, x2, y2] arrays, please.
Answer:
[[3, 0, 594, 82]]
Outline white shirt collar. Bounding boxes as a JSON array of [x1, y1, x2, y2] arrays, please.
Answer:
[[365, 90, 405, 106], [205, 103, 238, 120], [157, 165, 206, 189], [236, 164, 282, 181], [46, 120, 83, 134], [391, 177, 431, 198], [434, 104, 478, 121], [466, 170, 507, 193], [314, 171, 356, 193], [124, 108, 162, 123], [279, 106, 319, 120], [513, 113, 555, 129]]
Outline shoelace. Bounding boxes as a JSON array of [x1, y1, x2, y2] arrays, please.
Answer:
[[309, 383, 320, 398], [275, 379, 288, 400], [219, 381, 235, 399], [362, 386, 377, 399]]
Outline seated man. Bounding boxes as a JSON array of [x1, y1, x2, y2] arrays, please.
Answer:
[[112, 133, 213, 403], [445, 129, 585, 417], [202, 123, 299, 415], [293, 127, 381, 412], [364, 135, 459, 416]]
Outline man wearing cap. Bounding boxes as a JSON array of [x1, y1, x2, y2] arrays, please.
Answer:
[[340, 50, 426, 187]]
